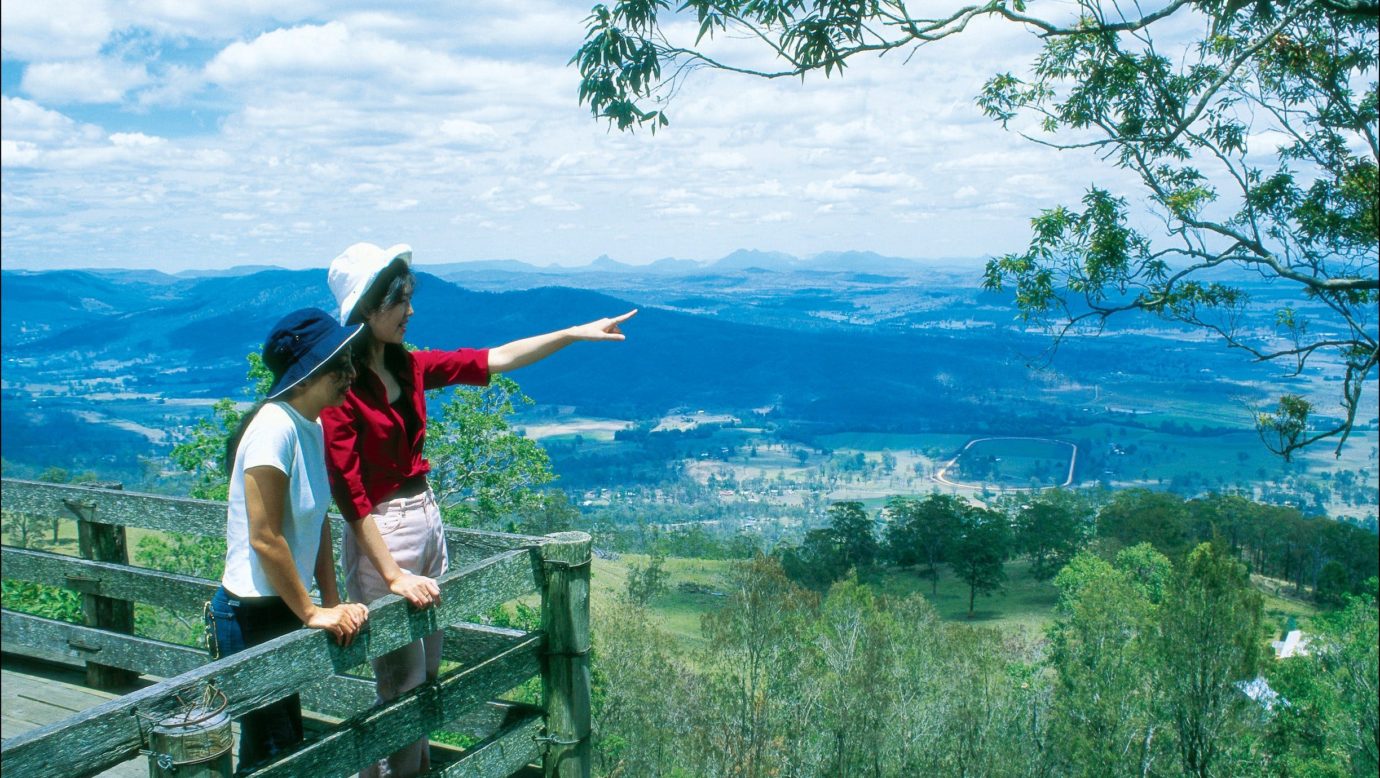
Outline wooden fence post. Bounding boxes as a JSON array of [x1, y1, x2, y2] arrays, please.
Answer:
[[539, 531, 592, 778], [67, 482, 138, 689]]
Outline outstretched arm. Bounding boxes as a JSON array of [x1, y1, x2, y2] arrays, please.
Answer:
[[488, 309, 637, 374]]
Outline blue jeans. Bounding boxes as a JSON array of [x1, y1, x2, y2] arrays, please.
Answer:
[[208, 586, 305, 773]]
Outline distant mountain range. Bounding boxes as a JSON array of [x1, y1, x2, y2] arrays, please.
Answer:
[[0, 249, 985, 281], [413, 248, 988, 277], [0, 266, 1033, 421], [3, 260, 1305, 486]]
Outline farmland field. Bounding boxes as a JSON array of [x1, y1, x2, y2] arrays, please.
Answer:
[[937, 437, 1077, 490]]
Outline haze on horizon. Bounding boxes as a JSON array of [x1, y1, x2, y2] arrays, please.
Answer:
[[0, 0, 1170, 273]]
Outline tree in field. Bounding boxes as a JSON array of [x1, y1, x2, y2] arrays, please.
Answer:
[[825, 500, 879, 572], [591, 602, 697, 775], [623, 549, 670, 606], [169, 351, 275, 501], [1048, 551, 1165, 776], [572, 0, 1378, 460], [779, 500, 878, 588], [778, 525, 850, 589], [1314, 559, 1351, 606], [884, 493, 964, 595], [813, 578, 898, 778], [508, 490, 580, 536], [949, 505, 1012, 617], [1097, 488, 1194, 561], [1114, 542, 1174, 604], [424, 375, 555, 527], [1154, 541, 1264, 778], [698, 555, 818, 777], [1015, 489, 1093, 580]]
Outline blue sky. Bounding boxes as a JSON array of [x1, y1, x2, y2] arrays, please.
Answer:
[[3, 1, 1190, 271]]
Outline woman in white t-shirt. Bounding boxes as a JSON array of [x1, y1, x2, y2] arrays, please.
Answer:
[[207, 307, 371, 771]]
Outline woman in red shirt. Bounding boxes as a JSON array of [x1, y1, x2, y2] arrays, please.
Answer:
[[321, 242, 633, 777]]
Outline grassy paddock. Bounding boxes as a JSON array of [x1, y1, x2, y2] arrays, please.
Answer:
[[594, 554, 1063, 649]]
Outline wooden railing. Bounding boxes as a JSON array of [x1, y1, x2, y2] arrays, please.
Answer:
[[0, 478, 592, 778]]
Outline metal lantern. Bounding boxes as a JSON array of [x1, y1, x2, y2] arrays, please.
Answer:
[[145, 686, 232, 777]]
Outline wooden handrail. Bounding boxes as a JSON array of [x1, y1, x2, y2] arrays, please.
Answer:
[[0, 478, 549, 563]]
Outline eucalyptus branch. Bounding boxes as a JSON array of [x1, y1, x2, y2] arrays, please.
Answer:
[[989, 0, 1195, 37]]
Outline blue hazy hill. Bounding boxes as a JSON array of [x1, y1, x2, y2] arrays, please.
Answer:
[[2, 267, 1068, 431]]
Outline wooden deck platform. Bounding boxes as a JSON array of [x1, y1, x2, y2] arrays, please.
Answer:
[[2, 656, 149, 777], [1, 653, 544, 777]]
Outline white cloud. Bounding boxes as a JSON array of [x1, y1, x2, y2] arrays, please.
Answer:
[[434, 119, 502, 148], [802, 180, 855, 203], [1245, 130, 1293, 157], [835, 170, 919, 191], [0, 0, 114, 59], [204, 21, 519, 97], [1, 97, 102, 144], [0, 1, 1240, 270], [531, 193, 581, 211], [697, 150, 748, 169], [134, 65, 206, 108], [22, 60, 150, 104], [109, 132, 165, 148], [1, 140, 41, 167]]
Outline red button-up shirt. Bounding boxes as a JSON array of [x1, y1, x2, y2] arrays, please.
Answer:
[[321, 345, 489, 522]]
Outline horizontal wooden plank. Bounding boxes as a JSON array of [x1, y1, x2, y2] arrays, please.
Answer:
[[436, 707, 544, 778], [444, 526, 549, 563], [301, 623, 530, 735], [361, 550, 539, 655], [0, 547, 539, 778], [1, 611, 208, 680], [0, 649, 517, 743], [2, 617, 363, 776], [301, 672, 539, 740], [1, 547, 218, 613], [251, 633, 544, 777], [1, 479, 226, 536], [443, 622, 527, 667], [2, 479, 555, 554]]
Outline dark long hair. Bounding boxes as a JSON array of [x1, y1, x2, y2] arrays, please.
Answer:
[[223, 349, 355, 471], [224, 402, 267, 474], [349, 258, 415, 325], [348, 259, 416, 373]]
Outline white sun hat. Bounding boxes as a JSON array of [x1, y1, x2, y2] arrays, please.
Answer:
[[328, 242, 413, 325]]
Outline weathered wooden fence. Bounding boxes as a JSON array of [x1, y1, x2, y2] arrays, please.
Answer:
[[0, 478, 592, 778]]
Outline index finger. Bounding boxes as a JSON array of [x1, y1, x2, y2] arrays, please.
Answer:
[[612, 309, 638, 323]]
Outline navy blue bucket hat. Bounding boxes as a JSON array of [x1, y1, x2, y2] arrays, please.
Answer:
[[263, 308, 364, 400]]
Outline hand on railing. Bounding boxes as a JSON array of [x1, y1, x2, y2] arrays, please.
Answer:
[[306, 602, 370, 647], [388, 572, 441, 609]]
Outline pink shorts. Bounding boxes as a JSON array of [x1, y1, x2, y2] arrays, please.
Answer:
[[343, 488, 448, 605]]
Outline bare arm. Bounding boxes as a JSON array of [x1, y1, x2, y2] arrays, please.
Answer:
[[351, 515, 440, 608], [487, 309, 637, 374], [314, 520, 342, 608], [244, 466, 367, 644]]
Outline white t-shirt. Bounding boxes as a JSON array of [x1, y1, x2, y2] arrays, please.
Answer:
[[221, 401, 330, 598]]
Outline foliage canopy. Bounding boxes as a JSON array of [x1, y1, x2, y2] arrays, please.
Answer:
[[572, 0, 1379, 459]]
